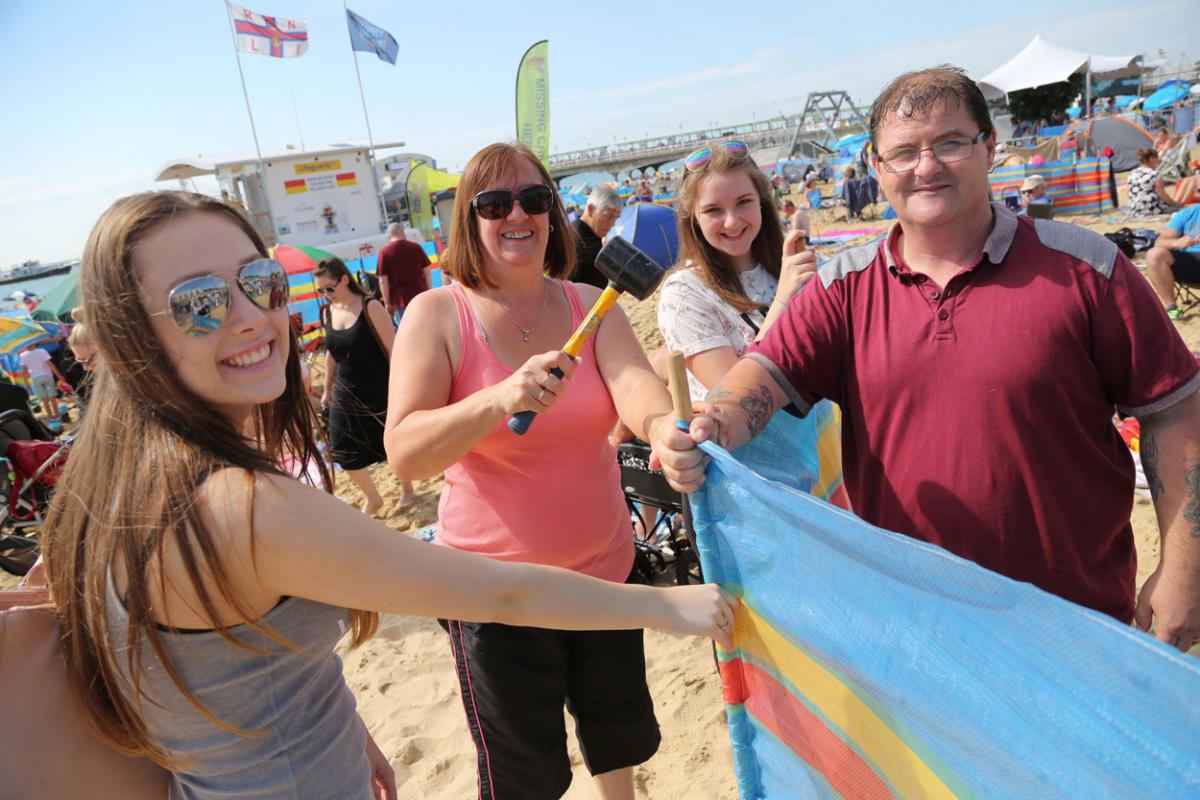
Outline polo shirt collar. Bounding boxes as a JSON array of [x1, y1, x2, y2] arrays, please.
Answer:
[[883, 203, 1019, 277]]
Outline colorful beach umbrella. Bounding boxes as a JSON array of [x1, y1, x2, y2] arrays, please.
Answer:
[[270, 243, 337, 275], [608, 203, 679, 269], [0, 312, 55, 356], [1144, 80, 1193, 112]]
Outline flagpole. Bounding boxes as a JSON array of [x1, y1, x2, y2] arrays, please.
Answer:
[[225, 1, 277, 245], [343, 1, 391, 227]]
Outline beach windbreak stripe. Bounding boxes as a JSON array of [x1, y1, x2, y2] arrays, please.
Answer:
[[988, 156, 1115, 215], [691, 442, 1200, 799]]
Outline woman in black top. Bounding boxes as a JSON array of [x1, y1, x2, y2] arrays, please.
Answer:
[[316, 258, 413, 514]]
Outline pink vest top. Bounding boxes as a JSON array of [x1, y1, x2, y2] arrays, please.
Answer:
[[437, 281, 633, 582]]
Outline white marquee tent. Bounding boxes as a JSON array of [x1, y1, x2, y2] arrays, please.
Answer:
[[979, 35, 1141, 113]]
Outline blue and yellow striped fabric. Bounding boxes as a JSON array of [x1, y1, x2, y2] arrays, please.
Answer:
[[693, 442, 1200, 799]]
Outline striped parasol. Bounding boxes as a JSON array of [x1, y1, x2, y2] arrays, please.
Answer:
[[0, 311, 55, 356]]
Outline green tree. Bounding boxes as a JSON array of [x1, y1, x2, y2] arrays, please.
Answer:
[[1007, 73, 1085, 123]]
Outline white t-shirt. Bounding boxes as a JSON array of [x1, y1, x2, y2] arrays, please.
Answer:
[[657, 263, 778, 399], [19, 348, 54, 380]]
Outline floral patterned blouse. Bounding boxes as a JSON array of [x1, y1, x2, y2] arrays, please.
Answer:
[[657, 263, 778, 399], [1128, 166, 1169, 217]]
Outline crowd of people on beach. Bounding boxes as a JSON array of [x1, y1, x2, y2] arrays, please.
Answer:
[[3, 63, 1200, 800]]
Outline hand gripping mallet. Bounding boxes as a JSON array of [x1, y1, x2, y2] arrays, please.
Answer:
[[665, 350, 700, 575], [508, 237, 667, 435]]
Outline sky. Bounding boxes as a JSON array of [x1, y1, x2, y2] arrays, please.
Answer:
[[1, 0, 1197, 266]]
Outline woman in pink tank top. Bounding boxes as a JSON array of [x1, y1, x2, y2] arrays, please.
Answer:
[[384, 143, 710, 800]]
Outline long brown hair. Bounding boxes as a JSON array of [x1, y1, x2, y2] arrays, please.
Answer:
[[443, 141, 574, 289], [42, 191, 377, 767], [675, 145, 784, 314]]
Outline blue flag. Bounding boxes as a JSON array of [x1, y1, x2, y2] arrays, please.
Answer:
[[345, 8, 397, 65]]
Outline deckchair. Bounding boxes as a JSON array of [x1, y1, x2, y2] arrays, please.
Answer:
[[0, 594, 169, 798]]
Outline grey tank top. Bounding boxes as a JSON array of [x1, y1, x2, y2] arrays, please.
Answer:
[[105, 571, 371, 799]]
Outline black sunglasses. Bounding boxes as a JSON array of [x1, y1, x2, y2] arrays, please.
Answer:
[[150, 258, 289, 337], [471, 185, 555, 221]]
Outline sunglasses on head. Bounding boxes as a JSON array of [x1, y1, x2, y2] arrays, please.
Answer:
[[684, 140, 750, 172], [471, 184, 555, 221], [150, 258, 289, 337]]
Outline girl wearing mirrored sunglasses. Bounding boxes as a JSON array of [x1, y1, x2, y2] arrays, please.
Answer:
[[39, 190, 736, 800], [384, 143, 715, 800], [655, 141, 851, 507]]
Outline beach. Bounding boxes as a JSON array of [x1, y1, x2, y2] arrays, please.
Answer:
[[329, 213, 1200, 798], [2, 212, 1197, 798]]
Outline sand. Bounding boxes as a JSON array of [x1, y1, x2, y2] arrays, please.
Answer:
[[1, 209, 1196, 798]]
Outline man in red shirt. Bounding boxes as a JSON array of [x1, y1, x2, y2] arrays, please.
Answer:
[[654, 66, 1200, 651], [377, 223, 431, 321]]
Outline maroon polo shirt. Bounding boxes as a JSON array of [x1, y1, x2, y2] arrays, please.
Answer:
[[377, 239, 431, 309], [749, 204, 1200, 620]]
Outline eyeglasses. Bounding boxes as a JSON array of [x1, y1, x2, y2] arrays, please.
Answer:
[[471, 185, 555, 220], [684, 140, 749, 172], [876, 131, 988, 173], [150, 258, 289, 337], [319, 284, 338, 295]]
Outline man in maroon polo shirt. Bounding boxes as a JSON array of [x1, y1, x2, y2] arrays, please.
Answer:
[[653, 66, 1200, 651], [377, 223, 431, 322]]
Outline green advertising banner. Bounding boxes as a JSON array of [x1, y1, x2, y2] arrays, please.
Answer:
[[515, 40, 550, 166]]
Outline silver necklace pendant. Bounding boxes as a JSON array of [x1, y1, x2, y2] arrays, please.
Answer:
[[521, 331, 530, 342]]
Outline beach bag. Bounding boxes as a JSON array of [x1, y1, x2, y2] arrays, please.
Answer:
[[1103, 228, 1137, 259], [0, 598, 169, 798]]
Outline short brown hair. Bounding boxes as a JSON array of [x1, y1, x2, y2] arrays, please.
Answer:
[[1137, 148, 1160, 165], [870, 65, 993, 149], [443, 142, 573, 289]]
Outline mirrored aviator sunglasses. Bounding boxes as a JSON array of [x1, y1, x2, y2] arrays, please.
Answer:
[[684, 139, 750, 172], [155, 258, 289, 337], [471, 185, 555, 220]]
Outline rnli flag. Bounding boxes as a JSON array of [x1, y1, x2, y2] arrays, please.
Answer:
[[227, 2, 309, 58]]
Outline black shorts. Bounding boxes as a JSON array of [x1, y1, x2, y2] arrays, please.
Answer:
[[439, 567, 660, 800], [1172, 250, 1200, 284]]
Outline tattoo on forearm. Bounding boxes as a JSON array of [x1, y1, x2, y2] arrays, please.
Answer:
[[741, 384, 775, 437], [706, 386, 732, 404], [1184, 462, 1200, 538], [705, 383, 775, 438], [1141, 433, 1166, 501]]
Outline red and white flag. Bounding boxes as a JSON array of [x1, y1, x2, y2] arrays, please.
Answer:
[[227, 2, 309, 58]]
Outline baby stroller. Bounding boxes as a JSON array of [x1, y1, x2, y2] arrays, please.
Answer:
[[617, 439, 702, 586], [0, 409, 69, 576]]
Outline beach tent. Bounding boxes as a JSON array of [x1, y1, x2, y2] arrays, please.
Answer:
[[1144, 80, 1194, 112], [1060, 116, 1153, 171], [405, 163, 459, 242], [978, 35, 1141, 114], [607, 203, 678, 269], [559, 171, 614, 193], [31, 272, 79, 323]]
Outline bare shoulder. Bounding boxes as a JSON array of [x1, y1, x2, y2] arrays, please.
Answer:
[[571, 280, 604, 306]]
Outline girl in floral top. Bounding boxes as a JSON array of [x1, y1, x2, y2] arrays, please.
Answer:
[[657, 142, 850, 507]]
